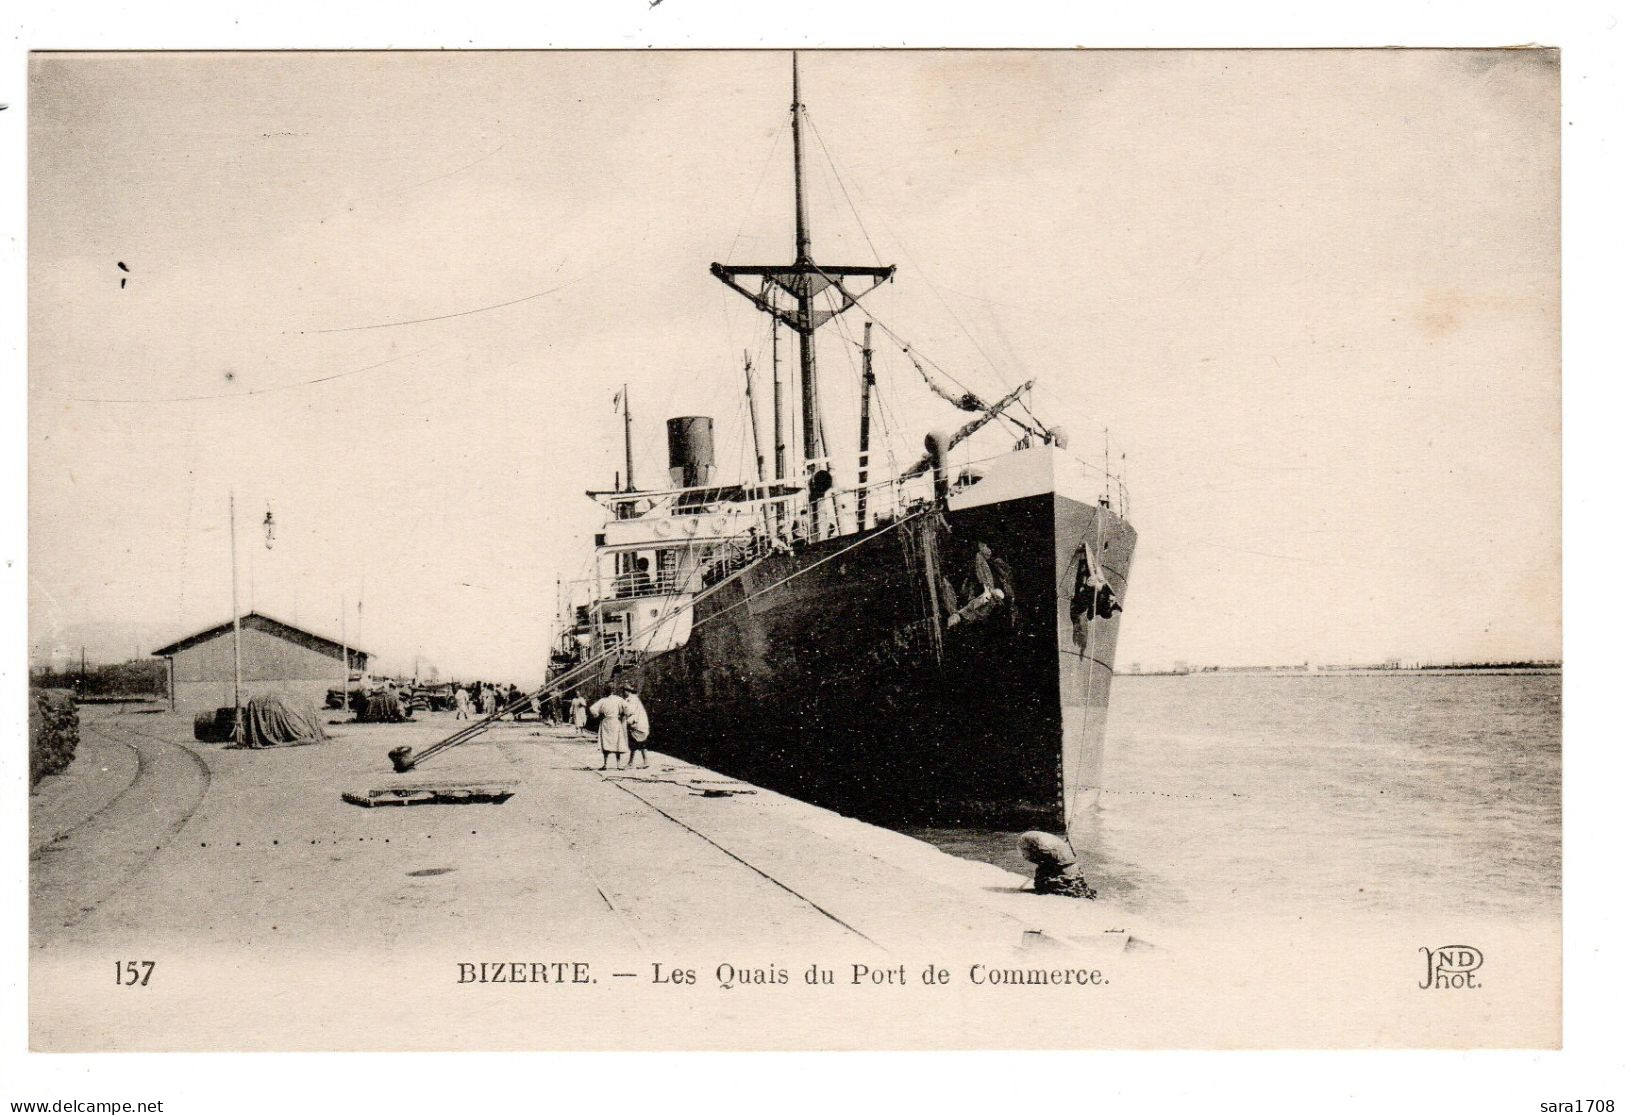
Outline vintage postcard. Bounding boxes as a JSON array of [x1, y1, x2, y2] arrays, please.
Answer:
[[22, 47, 1561, 1057]]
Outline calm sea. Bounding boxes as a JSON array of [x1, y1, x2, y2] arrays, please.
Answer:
[[911, 672, 1561, 923]]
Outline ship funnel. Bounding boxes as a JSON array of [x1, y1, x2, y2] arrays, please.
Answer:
[[667, 417, 715, 489], [924, 429, 951, 503]]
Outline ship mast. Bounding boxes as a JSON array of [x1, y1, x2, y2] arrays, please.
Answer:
[[711, 52, 895, 536], [789, 56, 819, 474], [791, 55, 812, 271], [856, 320, 874, 530], [621, 383, 634, 492]]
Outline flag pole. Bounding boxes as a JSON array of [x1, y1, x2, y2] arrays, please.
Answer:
[[229, 489, 243, 744], [340, 596, 349, 719]]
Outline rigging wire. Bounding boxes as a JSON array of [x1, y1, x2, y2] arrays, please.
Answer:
[[706, 115, 789, 430], [394, 142, 507, 195], [805, 112, 884, 267], [747, 315, 778, 483], [721, 116, 791, 266], [712, 315, 775, 491], [867, 316, 1028, 444], [832, 178, 1049, 434], [787, 108, 1018, 442], [860, 329, 917, 510], [39, 346, 440, 405], [823, 303, 935, 500], [819, 291, 869, 509], [303, 274, 588, 334], [729, 366, 753, 489], [870, 352, 908, 514], [809, 266, 1122, 487], [848, 296, 1121, 486], [806, 261, 984, 414]]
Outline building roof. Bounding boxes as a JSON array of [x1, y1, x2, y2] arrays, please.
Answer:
[[151, 612, 372, 661]]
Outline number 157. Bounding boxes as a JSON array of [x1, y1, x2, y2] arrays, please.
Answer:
[[115, 960, 154, 986]]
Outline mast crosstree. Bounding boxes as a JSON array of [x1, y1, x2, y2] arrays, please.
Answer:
[[710, 53, 895, 531]]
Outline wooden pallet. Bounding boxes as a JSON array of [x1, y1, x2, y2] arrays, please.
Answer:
[[341, 782, 517, 808]]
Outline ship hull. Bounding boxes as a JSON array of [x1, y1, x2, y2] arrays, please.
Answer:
[[582, 482, 1134, 836]]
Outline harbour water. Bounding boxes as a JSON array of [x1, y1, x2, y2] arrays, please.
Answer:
[[911, 672, 1562, 923]]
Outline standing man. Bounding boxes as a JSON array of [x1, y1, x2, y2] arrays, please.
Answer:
[[589, 689, 629, 770], [622, 682, 651, 769], [570, 693, 589, 737], [453, 684, 472, 720]]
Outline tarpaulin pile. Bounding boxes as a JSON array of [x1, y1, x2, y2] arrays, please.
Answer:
[[357, 688, 408, 724], [239, 695, 328, 749]]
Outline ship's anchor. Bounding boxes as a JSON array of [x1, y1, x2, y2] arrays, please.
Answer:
[[1070, 538, 1122, 626], [944, 541, 1015, 630]]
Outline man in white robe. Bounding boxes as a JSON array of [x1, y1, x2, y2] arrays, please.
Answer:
[[589, 691, 629, 770]]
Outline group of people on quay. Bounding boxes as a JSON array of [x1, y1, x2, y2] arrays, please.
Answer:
[[450, 680, 536, 721], [444, 678, 653, 769]]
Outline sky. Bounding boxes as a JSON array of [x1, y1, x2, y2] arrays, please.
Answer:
[[27, 49, 1560, 679]]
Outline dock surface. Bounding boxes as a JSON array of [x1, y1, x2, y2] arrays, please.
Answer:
[[30, 706, 1136, 1050]]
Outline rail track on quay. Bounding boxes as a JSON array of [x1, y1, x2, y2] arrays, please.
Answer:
[[30, 710, 213, 933]]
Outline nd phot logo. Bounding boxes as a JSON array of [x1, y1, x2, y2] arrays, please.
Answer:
[[1419, 945, 1483, 989]]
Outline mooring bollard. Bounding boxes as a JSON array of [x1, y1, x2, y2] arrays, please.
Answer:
[[388, 746, 415, 773]]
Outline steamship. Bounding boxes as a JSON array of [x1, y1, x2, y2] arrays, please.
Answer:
[[547, 58, 1135, 838]]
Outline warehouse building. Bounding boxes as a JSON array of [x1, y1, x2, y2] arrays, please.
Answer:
[[152, 612, 370, 715]]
